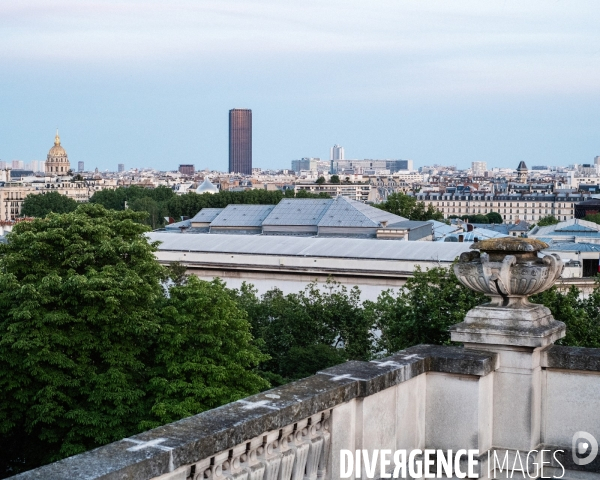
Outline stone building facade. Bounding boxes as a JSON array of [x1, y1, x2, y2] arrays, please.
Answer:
[[416, 192, 585, 223]]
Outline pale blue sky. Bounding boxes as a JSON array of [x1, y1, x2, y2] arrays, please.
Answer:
[[1, 0, 599, 171]]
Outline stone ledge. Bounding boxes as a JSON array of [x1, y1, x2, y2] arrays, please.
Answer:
[[405, 344, 498, 376], [542, 345, 600, 372], [10, 345, 496, 480]]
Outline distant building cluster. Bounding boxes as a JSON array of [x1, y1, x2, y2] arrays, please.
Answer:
[[4, 115, 600, 231], [0, 131, 117, 222]]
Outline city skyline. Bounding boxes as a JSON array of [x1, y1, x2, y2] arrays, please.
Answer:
[[1, 1, 599, 171]]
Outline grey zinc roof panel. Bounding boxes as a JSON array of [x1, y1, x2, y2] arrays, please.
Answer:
[[387, 220, 432, 229], [318, 197, 406, 227], [190, 208, 225, 223], [164, 219, 191, 230], [147, 232, 471, 262], [262, 199, 333, 226], [210, 205, 276, 227], [545, 242, 600, 252]]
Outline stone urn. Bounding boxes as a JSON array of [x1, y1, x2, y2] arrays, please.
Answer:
[[450, 237, 566, 348]]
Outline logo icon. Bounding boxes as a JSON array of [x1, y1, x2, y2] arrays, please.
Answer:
[[572, 431, 598, 466]]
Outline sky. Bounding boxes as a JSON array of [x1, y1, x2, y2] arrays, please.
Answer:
[[1, 0, 599, 172]]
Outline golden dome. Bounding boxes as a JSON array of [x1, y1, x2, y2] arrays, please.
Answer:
[[48, 129, 67, 157]]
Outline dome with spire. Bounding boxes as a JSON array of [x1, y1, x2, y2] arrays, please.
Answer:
[[196, 178, 219, 194], [46, 129, 71, 176]]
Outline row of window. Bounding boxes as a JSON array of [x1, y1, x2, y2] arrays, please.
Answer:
[[432, 201, 574, 208]]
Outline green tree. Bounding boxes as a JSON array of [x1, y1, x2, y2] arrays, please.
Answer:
[[316, 176, 326, 185], [531, 284, 600, 348], [0, 204, 268, 475], [376, 192, 444, 221], [365, 266, 487, 354], [231, 280, 372, 385], [128, 196, 168, 229], [584, 213, 600, 225], [330, 175, 340, 184], [145, 277, 268, 428], [21, 192, 78, 218], [536, 215, 560, 226], [486, 211, 503, 223]]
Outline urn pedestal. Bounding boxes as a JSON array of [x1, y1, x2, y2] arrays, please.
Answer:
[[449, 237, 566, 348], [449, 237, 566, 454]]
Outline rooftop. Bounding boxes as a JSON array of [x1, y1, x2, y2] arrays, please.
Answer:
[[210, 205, 276, 228], [147, 232, 470, 262]]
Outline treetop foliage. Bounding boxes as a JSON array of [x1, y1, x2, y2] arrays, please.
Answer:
[[448, 212, 503, 224], [0, 204, 267, 475], [583, 213, 600, 225], [21, 191, 79, 218], [375, 192, 444, 221], [536, 215, 560, 226]]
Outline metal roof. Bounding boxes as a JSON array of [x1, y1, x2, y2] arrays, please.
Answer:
[[318, 196, 406, 228], [147, 232, 471, 262], [210, 205, 276, 227], [190, 208, 225, 223], [544, 242, 600, 252], [470, 223, 510, 234], [164, 219, 191, 230], [443, 228, 508, 242], [387, 220, 432, 229], [533, 219, 600, 237], [262, 199, 333, 225], [430, 220, 461, 240]]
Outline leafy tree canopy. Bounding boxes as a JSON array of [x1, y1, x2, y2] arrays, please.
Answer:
[[583, 213, 600, 225], [365, 266, 487, 354], [536, 215, 560, 226], [315, 176, 326, 185], [230, 280, 372, 385], [448, 212, 503, 224], [20, 192, 78, 218], [330, 175, 340, 184], [0, 204, 267, 475], [376, 192, 444, 221]]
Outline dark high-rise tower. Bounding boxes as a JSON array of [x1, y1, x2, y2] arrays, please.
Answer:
[[229, 109, 252, 174]]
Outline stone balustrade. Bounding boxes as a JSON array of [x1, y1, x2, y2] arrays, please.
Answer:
[[10, 344, 600, 479]]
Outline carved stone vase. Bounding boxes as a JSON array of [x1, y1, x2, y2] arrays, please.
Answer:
[[450, 237, 566, 348]]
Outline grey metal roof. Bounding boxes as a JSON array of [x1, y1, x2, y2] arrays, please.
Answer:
[[262, 199, 333, 225], [533, 219, 600, 238], [147, 232, 471, 262], [190, 208, 225, 223], [544, 242, 600, 252], [210, 205, 275, 227], [470, 223, 510, 234], [165, 219, 191, 230], [318, 196, 406, 228], [444, 228, 509, 242], [387, 220, 432, 229], [430, 220, 461, 240]]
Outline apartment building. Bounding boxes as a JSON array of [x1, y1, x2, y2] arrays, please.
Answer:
[[294, 182, 372, 202], [416, 192, 587, 223]]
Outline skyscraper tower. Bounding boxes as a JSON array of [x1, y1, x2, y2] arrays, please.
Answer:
[[229, 109, 252, 174]]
